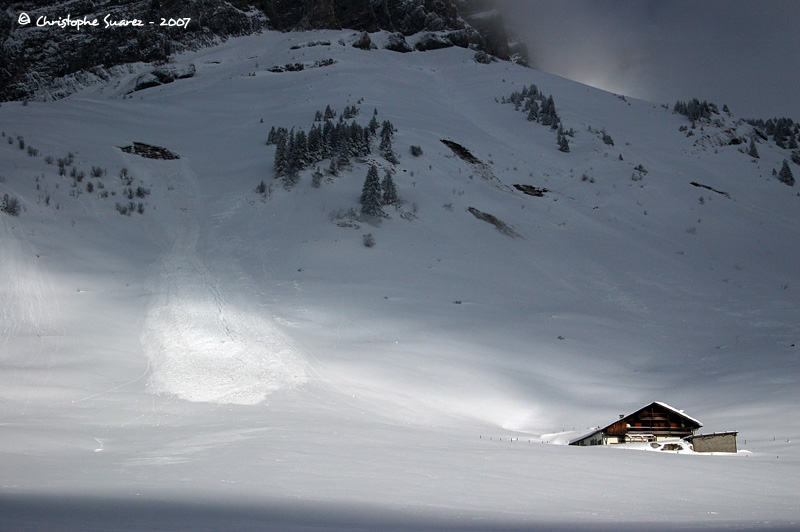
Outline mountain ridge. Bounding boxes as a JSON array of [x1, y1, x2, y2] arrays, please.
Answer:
[[1, 0, 527, 102]]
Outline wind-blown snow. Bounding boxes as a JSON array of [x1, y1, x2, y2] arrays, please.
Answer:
[[0, 30, 797, 530]]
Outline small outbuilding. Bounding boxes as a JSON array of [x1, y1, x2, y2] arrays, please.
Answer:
[[570, 401, 703, 446], [685, 431, 739, 453]]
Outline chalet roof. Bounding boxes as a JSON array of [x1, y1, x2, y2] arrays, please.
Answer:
[[567, 427, 603, 445], [568, 401, 703, 445], [647, 402, 703, 427]]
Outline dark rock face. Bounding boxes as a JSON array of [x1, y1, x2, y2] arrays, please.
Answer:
[[1, 0, 263, 101], [265, 0, 463, 34], [384, 32, 413, 53], [352, 31, 376, 50], [133, 64, 196, 93], [1, 0, 527, 101], [415, 32, 453, 52]]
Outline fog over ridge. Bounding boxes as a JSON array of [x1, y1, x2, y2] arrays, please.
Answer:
[[490, 0, 800, 120]]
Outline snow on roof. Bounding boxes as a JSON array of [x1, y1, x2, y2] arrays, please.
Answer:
[[594, 401, 703, 433], [569, 402, 703, 444], [567, 427, 602, 445]]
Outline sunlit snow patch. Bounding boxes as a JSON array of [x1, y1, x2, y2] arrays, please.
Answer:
[[142, 284, 307, 405]]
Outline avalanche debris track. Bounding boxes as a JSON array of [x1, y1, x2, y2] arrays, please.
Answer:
[[137, 157, 306, 405], [0, 218, 59, 348]]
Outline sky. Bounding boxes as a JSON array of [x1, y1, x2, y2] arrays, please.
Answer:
[[493, 0, 800, 120]]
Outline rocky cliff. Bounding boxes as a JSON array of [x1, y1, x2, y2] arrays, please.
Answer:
[[1, 0, 528, 102]]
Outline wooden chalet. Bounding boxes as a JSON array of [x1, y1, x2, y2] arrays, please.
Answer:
[[569, 401, 703, 446]]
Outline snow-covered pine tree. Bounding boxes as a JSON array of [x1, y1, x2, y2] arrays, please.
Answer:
[[558, 132, 570, 153], [294, 129, 309, 168], [322, 119, 334, 159], [526, 100, 539, 122], [284, 166, 299, 189], [380, 120, 394, 140], [381, 171, 398, 205], [778, 159, 795, 186], [379, 134, 395, 163], [540, 97, 553, 126], [308, 124, 322, 161], [312, 166, 323, 188], [379, 120, 396, 163], [360, 165, 384, 216], [274, 133, 287, 176], [368, 115, 379, 136], [327, 157, 338, 176], [547, 96, 559, 128], [336, 147, 350, 169], [285, 129, 297, 175]]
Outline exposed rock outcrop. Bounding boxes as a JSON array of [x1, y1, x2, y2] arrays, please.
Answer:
[[1, 0, 264, 101], [1, 0, 529, 102]]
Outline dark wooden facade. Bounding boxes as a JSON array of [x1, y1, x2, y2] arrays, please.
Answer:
[[570, 402, 703, 446]]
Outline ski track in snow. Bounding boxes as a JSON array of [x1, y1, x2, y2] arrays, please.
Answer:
[[137, 158, 306, 405]]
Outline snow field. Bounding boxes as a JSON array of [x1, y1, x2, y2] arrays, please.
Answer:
[[0, 29, 797, 529]]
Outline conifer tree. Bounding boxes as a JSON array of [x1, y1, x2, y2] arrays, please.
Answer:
[[285, 129, 297, 176], [540, 97, 553, 126], [368, 115, 379, 136], [558, 132, 570, 153], [379, 120, 396, 163], [322, 120, 334, 158], [778, 159, 795, 186], [360, 165, 384, 216], [380, 120, 394, 140], [380, 135, 396, 163], [308, 125, 322, 161], [381, 171, 398, 205], [312, 166, 323, 188], [294, 129, 309, 167], [274, 134, 287, 176], [337, 147, 350, 169], [327, 157, 338, 176], [526, 101, 539, 122]]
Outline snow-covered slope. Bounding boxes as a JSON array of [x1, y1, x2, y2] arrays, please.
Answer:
[[0, 31, 797, 530]]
